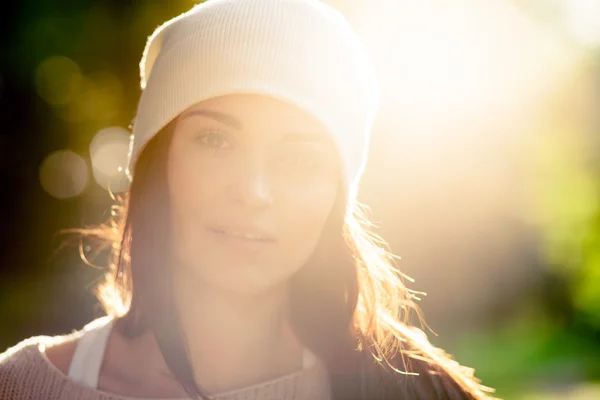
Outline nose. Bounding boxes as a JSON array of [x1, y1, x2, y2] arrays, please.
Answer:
[[228, 151, 274, 209]]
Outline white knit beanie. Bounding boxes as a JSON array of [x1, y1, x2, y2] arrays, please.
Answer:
[[128, 0, 379, 201]]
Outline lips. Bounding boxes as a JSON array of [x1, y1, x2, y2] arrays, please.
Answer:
[[209, 226, 277, 242]]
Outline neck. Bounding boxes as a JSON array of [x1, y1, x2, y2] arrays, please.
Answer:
[[170, 269, 303, 393]]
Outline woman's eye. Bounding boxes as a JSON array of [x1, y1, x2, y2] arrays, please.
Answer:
[[280, 149, 322, 171], [195, 129, 231, 150]]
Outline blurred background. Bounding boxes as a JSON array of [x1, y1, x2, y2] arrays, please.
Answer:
[[1, 0, 599, 398]]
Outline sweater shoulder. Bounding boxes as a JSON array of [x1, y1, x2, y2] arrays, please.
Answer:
[[0, 332, 82, 399], [1, 334, 48, 368], [0, 330, 81, 366]]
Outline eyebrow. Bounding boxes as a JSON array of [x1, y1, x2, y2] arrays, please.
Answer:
[[180, 109, 328, 142], [181, 109, 243, 130]]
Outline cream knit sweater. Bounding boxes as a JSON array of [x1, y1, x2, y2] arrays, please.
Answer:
[[0, 331, 331, 400]]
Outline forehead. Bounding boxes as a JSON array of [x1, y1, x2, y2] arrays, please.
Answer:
[[178, 93, 330, 135]]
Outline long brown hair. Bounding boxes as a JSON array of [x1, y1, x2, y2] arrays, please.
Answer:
[[73, 122, 496, 399]]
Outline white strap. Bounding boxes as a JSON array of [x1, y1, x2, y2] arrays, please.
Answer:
[[67, 316, 114, 389], [68, 315, 314, 388]]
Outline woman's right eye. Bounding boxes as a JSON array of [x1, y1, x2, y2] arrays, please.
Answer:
[[195, 129, 231, 150]]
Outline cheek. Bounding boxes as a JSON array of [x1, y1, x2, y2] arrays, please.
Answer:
[[276, 180, 339, 268], [166, 144, 228, 263], [168, 156, 209, 217]]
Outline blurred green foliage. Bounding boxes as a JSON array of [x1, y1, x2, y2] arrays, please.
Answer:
[[448, 55, 600, 399]]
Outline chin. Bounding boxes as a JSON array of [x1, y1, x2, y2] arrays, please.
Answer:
[[190, 262, 292, 297]]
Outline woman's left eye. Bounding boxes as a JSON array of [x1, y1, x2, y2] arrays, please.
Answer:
[[279, 148, 323, 171], [195, 129, 231, 150]]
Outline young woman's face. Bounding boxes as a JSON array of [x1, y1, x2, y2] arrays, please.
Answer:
[[167, 94, 339, 295]]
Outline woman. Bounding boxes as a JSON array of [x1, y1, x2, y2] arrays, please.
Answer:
[[0, 1, 495, 399]]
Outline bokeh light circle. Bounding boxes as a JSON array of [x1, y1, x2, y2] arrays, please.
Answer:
[[90, 126, 131, 192], [39, 150, 89, 199]]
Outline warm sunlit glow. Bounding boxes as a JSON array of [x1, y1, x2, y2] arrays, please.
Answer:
[[322, 0, 578, 326], [353, 0, 569, 123], [565, 0, 600, 47]]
